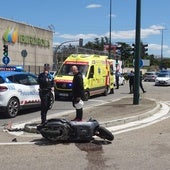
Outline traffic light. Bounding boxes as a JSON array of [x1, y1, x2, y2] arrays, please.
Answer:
[[131, 43, 135, 56], [115, 58, 119, 67], [141, 44, 148, 57], [3, 45, 8, 57], [79, 38, 83, 47]]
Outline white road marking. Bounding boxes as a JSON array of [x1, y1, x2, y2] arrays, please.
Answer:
[[0, 101, 169, 146], [108, 102, 170, 134]]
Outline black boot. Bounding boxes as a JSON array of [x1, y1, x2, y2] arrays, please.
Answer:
[[76, 108, 83, 120], [41, 113, 47, 125], [72, 108, 83, 121]]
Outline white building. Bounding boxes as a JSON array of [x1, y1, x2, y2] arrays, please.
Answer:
[[0, 17, 53, 74]]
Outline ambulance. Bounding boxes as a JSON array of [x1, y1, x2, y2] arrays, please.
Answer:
[[54, 54, 114, 100]]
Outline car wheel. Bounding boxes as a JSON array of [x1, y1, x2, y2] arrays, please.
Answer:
[[6, 98, 20, 118]]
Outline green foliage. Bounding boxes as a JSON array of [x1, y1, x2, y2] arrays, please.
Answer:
[[83, 38, 170, 69]]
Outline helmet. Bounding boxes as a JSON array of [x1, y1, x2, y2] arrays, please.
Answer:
[[74, 100, 84, 109]]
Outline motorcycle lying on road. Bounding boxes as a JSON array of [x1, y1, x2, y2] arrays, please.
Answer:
[[37, 118, 114, 142]]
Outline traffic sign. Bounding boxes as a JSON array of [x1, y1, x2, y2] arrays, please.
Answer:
[[21, 49, 27, 58], [2, 56, 10, 65], [139, 59, 143, 68], [133, 59, 144, 68]]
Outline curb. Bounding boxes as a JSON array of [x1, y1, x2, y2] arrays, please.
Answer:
[[100, 102, 161, 127], [23, 101, 161, 133]]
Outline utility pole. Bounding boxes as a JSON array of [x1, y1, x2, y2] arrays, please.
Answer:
[[109, 0, 112, 59], [160, 28, 167, 70], [133, 0, 141, 105]]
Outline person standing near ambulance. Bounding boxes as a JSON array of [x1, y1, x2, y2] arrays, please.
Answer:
[[37, 64, 54, 125], [71, 65, 85, 121]]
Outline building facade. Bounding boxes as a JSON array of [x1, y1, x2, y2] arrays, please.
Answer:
[[0, 17, 53, 74]]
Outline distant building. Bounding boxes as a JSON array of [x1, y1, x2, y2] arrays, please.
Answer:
[[0, 17, 53, 74]]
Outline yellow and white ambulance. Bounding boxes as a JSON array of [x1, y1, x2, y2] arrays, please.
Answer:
[[54, 54, 114, 100]]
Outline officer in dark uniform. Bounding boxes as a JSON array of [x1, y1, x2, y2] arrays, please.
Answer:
[[140, 71, 146, 93], [128, 70, 134, 94], [115, 70, 120, 89], [37, 64, 54, 125]]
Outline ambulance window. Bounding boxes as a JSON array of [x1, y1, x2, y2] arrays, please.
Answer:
[[58, 64, 72, 75], [110, 65, 114, 75], [88, 66, 94, 78], [79, 65, 88, 76]]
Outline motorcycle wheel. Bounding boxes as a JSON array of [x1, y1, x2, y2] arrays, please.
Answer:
[[95, 126, 114, 141], [40, 123, 70, 142]]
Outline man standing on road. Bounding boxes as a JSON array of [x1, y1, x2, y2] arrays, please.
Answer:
[[71, 65, 85, 121], [37, 64, 54, 125]]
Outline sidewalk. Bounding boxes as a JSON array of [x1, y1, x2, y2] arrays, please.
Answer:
[[22, 97, 159, 133]]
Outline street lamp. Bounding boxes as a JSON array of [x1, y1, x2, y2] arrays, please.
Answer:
[[31, 25, 37, 74], [108, 0, 112, 59], [159, 28, 167, 70], [54, 40, 79, 69]]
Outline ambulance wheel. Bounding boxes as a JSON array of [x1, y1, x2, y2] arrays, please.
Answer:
[[103, 87, 108, 96], [110, 88, 114, 94]]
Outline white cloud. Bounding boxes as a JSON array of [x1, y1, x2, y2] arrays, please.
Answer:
[[86, 4, 102, 9], [55, 25, 165, 42], [59, 33, 98, 40], [54, 24, 170, 57]]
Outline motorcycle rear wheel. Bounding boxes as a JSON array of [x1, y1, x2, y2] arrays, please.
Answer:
[[40, 123, 70, 142], [95, 126, 114, 141]]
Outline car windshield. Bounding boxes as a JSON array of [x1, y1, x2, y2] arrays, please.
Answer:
[[158, 73, 170, 77], [7, 74, 38, 85], [58, 64, 89, 76], [146, 72, 156, 76]]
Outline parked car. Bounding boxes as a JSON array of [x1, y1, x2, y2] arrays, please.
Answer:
[[143, 72, 158, 82], [0, 71, 54, 118], [155, 72, 170, 86]]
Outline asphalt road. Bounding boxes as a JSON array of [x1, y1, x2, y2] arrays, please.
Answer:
[[0, 81, 170, 170]]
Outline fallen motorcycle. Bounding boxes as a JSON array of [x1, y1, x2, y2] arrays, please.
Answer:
[[37, 118, 114, 142]]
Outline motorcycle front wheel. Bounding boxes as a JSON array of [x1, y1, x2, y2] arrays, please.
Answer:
[[95, 126, 114, 141]]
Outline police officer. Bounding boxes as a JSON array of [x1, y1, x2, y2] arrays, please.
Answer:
[[115, 70, 120, 89], [37, 64, 54, 125], [128, 70, 134, 94], [140, 71, 146, 93]]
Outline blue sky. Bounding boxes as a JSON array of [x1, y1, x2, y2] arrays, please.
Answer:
[[1, 0, 170, 58]]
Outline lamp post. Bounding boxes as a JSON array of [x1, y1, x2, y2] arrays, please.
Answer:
[[48, 24, 56, 70], [54, 40, 79, 69], [160, 28, 167, 70], [31, 25, 37, 74], [108, 0, 112, 59]]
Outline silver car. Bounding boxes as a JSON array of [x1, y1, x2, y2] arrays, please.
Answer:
[[143, 72, 158, 82]]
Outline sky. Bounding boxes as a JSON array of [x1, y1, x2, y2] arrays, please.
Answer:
[[1, 0, 170, 58]]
